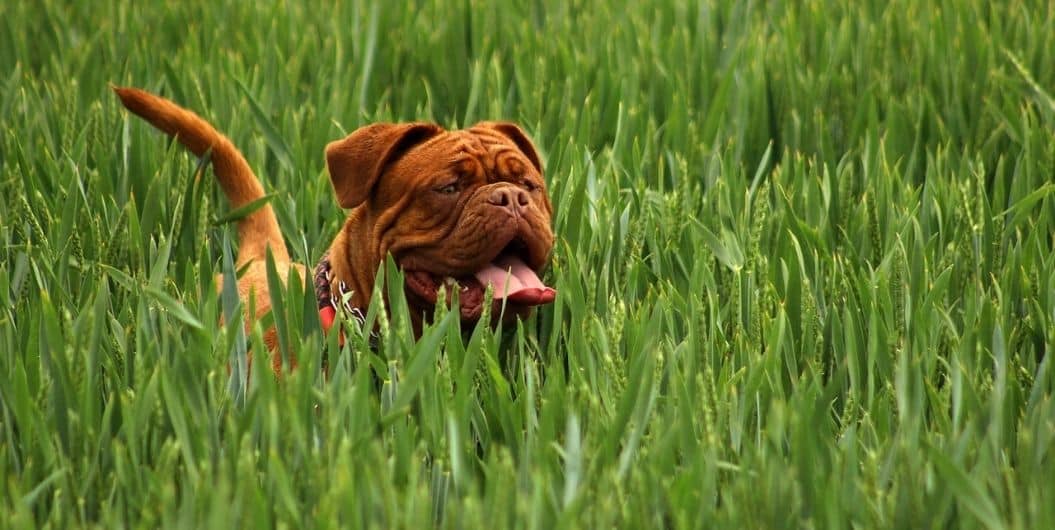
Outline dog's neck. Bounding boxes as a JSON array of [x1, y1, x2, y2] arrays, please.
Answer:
[[326, 210, 375, 311], [326, 209, 427, 336]]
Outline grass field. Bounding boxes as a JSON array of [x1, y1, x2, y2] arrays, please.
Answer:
[[2, 0, 1055, 528]]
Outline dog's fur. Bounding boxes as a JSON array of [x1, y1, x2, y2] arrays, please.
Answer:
[[114, 87, 555, 372]]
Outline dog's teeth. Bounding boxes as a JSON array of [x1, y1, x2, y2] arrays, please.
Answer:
[[442, 276, 469, 292]]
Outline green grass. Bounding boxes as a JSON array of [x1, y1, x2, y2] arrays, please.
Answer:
[[2, 0, 1055, 527]]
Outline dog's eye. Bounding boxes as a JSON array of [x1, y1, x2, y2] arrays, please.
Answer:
[[522, 180, 539, 192], [436, 183, 459, 194]]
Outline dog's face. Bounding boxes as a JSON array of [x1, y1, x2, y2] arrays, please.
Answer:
[[326, 122, 556, 322]]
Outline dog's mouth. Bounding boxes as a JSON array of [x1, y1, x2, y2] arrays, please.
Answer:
[[402, 239, 557, 320]]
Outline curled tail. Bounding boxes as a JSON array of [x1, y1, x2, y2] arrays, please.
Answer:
[[113, 86, 289, 265]]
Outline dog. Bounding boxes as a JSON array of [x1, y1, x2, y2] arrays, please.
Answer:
[[113, 86, 556, 372]]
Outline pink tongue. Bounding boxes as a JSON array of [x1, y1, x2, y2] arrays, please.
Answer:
[[473, 255, 557, 305]]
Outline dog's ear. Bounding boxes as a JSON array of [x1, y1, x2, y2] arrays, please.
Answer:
[[473, 121, 542, 174], [325, 122, 444, 209]]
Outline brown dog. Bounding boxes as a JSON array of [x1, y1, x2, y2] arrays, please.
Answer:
[[113, 87, 556, 372]]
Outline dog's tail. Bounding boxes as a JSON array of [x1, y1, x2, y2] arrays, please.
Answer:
[[112, 86, 289, 264]]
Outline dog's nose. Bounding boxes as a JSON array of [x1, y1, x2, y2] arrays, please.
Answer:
[[488, 187, 530, 210]]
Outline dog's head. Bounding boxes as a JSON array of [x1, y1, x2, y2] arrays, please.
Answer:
[[326, 121, 555, 323]]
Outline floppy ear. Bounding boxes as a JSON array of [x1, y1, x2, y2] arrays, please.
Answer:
[[473, 121, 543, 174], [325, 122, 444, 209]]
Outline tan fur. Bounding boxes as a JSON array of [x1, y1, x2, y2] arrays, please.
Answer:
[[113, 87, 287, 265], [114, 86, 302, 370]]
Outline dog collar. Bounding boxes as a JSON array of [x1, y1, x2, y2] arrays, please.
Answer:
[[313, 251, 366, 343]]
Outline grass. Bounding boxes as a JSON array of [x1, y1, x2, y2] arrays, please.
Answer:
[[2, 0, 1054, 527]]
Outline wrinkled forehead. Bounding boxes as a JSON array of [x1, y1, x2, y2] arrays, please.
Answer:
[[405, 129, 534, 182]]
